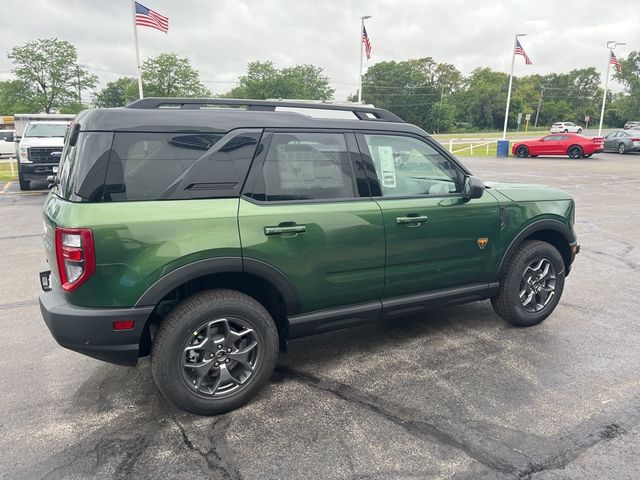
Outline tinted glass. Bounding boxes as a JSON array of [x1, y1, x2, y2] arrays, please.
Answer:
[[364, 134, 460, 197], [57, 131, 114, 202], [259, 132, 355, 201], [103, 132, 244, 202], [24, 123, 69, 137]]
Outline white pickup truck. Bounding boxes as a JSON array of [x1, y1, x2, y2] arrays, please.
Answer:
[[0, 130, 16, 158], [11, 114, 75, 190]]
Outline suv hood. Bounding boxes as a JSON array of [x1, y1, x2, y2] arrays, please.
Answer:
[[20, 136, 65, 148], [485, 181, 573, 202]]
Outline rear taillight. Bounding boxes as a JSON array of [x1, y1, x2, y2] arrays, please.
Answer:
[[55, 228, 95, 292], [631, 138, 640, 142]]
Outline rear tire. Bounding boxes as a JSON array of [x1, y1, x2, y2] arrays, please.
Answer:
[[568, 145, 583, 159], [151, 289, 279, 415], [618, 143, 626, 154], [492, 240, 565, 327], [577, 128, 582, 134], [516, 146, 529, 158], [563, 129, 569, 133], [18, 171, 30, 191]]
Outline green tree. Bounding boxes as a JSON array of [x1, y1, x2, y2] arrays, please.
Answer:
[[7, 38, 97, 113], [141, 53, 209, 97], [0, 80, 39, 115], [613, 51, 640, 121], [94, 77, 139, 107], [228, 61, 334, 101], [359, 58, 462, 132], [456, 68, 509, 130]]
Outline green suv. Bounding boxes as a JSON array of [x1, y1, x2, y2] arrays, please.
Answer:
[[39, 99, 579, 414]]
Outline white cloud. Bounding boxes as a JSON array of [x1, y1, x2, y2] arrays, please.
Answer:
[[0, 0, 636, 99]]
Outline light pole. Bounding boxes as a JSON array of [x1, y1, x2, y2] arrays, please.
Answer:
[[358, 15, 372, 104], [597, 40, 625, 137], [502, 33, 526, 139]]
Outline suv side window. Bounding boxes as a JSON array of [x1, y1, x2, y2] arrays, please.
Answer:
[[103, 131, 260, 201], [363, 134, 460, 197], [258, 132, 356, 201]]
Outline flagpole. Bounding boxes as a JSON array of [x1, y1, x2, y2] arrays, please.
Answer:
[[597, 48, 612, 138], [131, 0, 144, 99], [502, 34, 521, 139]]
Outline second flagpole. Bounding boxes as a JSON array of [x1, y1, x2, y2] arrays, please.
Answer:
[[502, 34, 522, 139], [131, 0, 144, 99]]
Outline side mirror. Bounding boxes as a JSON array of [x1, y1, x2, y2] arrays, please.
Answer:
[[3, 132, 14, 142], [47, 175, 58, 190], [462, 175, 485, 200]]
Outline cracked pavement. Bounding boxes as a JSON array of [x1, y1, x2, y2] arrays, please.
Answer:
[[1, 152, 639, 479]]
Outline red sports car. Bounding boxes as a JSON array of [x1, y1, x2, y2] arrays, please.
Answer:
[[511, 133, 604, 159]]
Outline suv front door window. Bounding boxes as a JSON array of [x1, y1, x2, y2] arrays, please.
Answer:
[[357, 133, 500, 297]]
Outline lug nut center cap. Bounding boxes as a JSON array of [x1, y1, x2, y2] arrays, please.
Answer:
[[215, 350, 226, 359]]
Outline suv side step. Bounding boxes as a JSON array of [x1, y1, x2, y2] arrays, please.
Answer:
[[288, 282, 499, 339]]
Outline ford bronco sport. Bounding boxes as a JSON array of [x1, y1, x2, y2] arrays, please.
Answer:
[[39, 99, 579, 414]]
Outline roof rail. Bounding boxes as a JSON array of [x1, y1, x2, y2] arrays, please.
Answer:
[[125, 98, 404, 122]]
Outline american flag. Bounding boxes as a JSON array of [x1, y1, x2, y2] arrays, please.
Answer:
[[135, 2, 169, 33], [515, 39, 532, 65], [362, 25, 372, 60], [610, 51, 622, 72]]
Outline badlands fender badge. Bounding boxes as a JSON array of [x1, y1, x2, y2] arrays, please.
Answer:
[[477, 238, 489, 250]]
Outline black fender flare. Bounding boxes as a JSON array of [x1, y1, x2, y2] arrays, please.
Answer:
[[135, 256, 300, 315], [495, 219, 574, 281]]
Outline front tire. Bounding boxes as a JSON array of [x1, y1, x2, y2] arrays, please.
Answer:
[[516, 146, 529, 158], [492, 240, 565, 326], [151, 289, 279, 415], [577, 128, 582, 134], [618, 143, 626, 154]]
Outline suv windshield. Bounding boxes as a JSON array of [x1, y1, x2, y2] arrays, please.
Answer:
[[24, 123, 69, 138]]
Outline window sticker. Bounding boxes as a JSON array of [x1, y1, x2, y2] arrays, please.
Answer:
[[378, 146, 396, 188]]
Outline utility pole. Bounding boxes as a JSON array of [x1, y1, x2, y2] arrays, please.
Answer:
[[534, 87, 544, 127], [77, 66, 82, 104], [358, 15, 372, 104]]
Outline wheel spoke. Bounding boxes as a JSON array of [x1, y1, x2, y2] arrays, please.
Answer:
[[521, 291, 535, 307], [228, 341, 258, 371], [185, 336, 208, 352], [184, 359, 215, 389], [212, 364, 241, 393], [228, 326, 254, 345]]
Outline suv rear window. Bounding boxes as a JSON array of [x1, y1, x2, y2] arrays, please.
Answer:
[[57, 131, 115, 202]]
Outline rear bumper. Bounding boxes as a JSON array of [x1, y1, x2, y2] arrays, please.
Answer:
[[19, 162, 58, 181], [39, 286, 154, 366]]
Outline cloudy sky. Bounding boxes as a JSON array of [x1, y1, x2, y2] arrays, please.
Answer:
[[1, 0, 636, 101]]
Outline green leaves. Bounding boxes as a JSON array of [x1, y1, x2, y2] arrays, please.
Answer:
[[7, 38, 97, 114], [228, 61, 334, 101], [94, 78, 139, 108], [141, 53, 209, 98]]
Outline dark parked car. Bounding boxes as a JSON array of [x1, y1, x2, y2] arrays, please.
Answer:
[[603, 130, 640, 154]]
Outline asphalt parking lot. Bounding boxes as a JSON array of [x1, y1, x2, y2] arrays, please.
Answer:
[[1, 152, 639, 480]]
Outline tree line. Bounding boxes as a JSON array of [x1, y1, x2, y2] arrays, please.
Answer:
[[1, 38, 638, 132]]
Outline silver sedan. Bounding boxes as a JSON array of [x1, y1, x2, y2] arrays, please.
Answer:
[[602, 130, 640, 154]]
